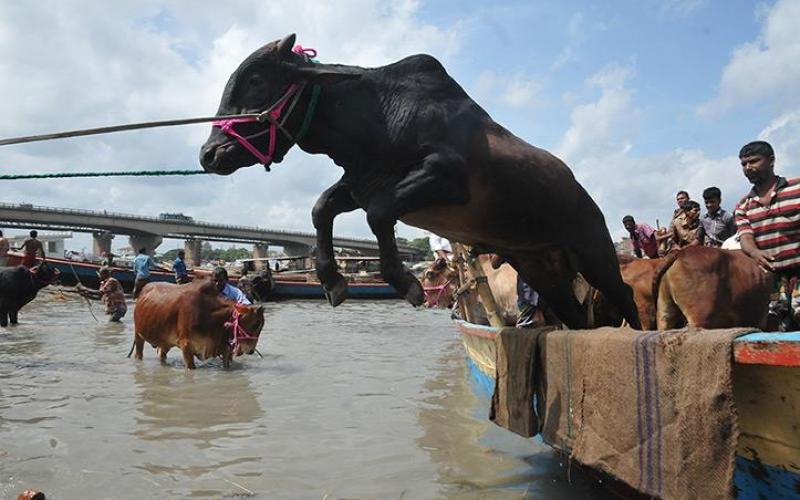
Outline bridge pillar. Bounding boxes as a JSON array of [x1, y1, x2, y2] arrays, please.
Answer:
[[92, 231, 114, 257], [128, 234, 163, 256], [184, 239, 203, 267], [252, 243, 269, 270], [282, 243, 311, 258]]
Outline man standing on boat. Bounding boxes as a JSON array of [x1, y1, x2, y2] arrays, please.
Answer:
[[622, 215, 659, 259], [18, 230, 46, 268], [428, 232, 453, 260], [173, 250, 191, 284], [735, 140, 800, 327], [212, 267, 251, 304], [0, 230, 9, 267], [132, 247, 154, 299]]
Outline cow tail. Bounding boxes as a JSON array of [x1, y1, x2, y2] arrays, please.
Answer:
[[652, 250, 681, 312], [126, 337, 136, 358]]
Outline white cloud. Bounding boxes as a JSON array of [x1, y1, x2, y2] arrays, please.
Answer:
[[555, 63, 637, 163], [474, 71, 540, 109], [698, 0, 800, 115], [552, 12, 584, 70]]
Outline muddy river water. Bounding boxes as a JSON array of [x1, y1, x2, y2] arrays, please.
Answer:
[[0, 294, 611, 499]]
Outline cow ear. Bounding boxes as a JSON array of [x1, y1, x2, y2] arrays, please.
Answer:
[[277, 33, 296, 58], [287, 64, 361, 86]]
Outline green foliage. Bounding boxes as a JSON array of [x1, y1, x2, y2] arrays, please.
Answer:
[[409, 237, 432, 259], [158, 245, 253, 263]]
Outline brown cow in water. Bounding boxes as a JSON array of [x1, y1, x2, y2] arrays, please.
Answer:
[[199, 34, 641, 330], [132, 280, 265, 369], [653, 246, 773, 330]]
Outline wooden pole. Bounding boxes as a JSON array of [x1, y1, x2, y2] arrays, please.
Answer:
[[453, 243, 505, 328]]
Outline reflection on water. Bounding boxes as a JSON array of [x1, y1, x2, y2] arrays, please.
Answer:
[[0, 294, 609, 499]]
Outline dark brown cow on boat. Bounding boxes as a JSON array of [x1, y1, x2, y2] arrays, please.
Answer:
[[199, 34, 640, 329], [653, 246, 773, 330], [132, 280, 265, 369]]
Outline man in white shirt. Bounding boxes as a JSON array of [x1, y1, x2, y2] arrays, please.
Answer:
[[428, 232, 453, 260], [213, 267, 251, 304]]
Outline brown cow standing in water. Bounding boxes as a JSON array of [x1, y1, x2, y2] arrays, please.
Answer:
[[132, 280, 265, 369], [199, 34, 640, 330], [653, 247, 773, 330]]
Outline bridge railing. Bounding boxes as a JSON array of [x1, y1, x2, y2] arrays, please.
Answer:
[[0, 202, 405, 247]]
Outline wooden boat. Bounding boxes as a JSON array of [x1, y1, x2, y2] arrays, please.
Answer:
[[5, 252, 176, 292], [455, 320, 800, 499], [240, 256, 401, 300], [6, 252, 402, 300]]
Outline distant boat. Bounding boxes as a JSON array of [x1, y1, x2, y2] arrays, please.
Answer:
[[5, 252, 175, 292], [5, 252, 401, 300], [239, 256, 401, 301]]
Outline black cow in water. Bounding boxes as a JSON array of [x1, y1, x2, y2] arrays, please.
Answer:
[[0, 263, 59, 326], [199, 34, 640, 329]]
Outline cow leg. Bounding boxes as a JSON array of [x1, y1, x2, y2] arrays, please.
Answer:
[[9, 309, 18, 325], [362, 152, 469, 306], [180, 346, 196, 370], [512, 249, 589, 329], [0, 308, 7, 327], [312, 179, 359, 307], [133, 333, 145, 360], [572, 233, 642, 330], [366, 198, 425, 306], [656, 275, 685, 330], [158, 347, 170, 363]]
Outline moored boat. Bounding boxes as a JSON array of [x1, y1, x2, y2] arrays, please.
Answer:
[[455, 320, 800, 499]]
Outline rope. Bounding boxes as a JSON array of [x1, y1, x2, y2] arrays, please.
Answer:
[[0, 170, 209, 180]]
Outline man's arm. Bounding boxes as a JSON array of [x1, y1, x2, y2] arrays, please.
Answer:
[[739, 233, 774, 271]]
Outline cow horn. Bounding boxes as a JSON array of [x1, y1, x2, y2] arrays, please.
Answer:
[[277, 33, 296, 57]]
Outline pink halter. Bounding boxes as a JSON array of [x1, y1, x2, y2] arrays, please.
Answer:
[[211, 45, 317, 167], [423, 279, 454, 307], [224, 308, 260, 353]]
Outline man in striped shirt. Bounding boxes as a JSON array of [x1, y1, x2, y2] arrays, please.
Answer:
[[735, 141, 800, 327], [735, 141, 800, 273]]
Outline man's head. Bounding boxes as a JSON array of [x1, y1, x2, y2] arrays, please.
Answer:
[[739, 141, 775, 186], [30, 230, 38, 239], [676, 191, 689, 209], [702, 186, 722, 214], [177, 250, 185, 259], [138, 247, 147, 255], [213, 266, 228, 292], [684, 200, 701, 221], [98, 266, 111, 280], [622, 215, 636, 232]]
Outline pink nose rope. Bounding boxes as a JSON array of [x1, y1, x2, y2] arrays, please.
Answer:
[[423, 279, 454, 306], [211, 45, 316, 166], [224, 309, 260, 353]]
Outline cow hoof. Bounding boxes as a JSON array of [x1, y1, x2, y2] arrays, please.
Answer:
[[324, 276, 348, 307], [403, 279, 425, 307]]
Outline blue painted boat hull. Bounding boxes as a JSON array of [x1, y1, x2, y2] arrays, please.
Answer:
[[455, 321, 800, 499]]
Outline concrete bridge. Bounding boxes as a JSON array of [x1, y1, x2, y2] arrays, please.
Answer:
[[0, 202, 424, 265]]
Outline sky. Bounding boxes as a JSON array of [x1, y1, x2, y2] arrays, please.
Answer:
[[1, 0, 799, 254]]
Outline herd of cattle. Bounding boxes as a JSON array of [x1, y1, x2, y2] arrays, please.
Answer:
[[0, 245, 777, 370], [0, 265, 266, 369], [420, 247, 776, 331]]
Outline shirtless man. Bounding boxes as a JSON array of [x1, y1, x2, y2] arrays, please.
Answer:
[[19, 230, 45, 268]]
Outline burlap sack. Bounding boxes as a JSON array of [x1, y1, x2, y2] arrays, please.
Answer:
[[540, 327, 751, 500]]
